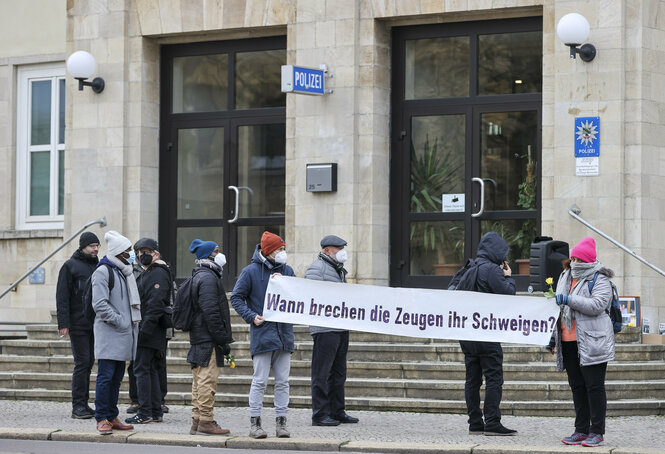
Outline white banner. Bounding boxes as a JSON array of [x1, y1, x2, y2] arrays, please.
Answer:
[[263, 276, 559, 345]]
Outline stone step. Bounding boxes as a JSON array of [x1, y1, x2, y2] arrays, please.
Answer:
[[3, 339, 663, 363], [0, 387, 663, 417], [3, 354, 665, 381], [2, 370, 665, 402]]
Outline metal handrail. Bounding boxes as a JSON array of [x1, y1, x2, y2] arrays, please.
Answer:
[[0, 217, 107, 300], [568, 204, 665, 278]]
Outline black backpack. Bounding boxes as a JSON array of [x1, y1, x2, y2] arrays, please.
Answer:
[[82, 263, 115, 323], [172, 270, 201, 332], [588, 272, 622, 333]]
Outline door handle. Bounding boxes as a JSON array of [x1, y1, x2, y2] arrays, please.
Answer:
[[228, 186, 239, 223], [471, 177, 485, 218]]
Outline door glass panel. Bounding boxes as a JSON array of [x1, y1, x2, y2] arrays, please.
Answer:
[[31, 80, 51, 145], [480, 219, 535, 272], [235, 49, 286, 109], [236, 225, 285, 270], [172, 54, 228, 113], [409, 220, 465, 275], [480, 111, 538, 212], [177, 127, 225, 219], [30, 151, 50, 215], [58, 78, 65, 144], [478, 31, 542, 95], [175, 226, 224, 279], [58, 149, 64, 215], [237, 124, 285, 217], [410, 115, 465, 213], [405, 36, 469, 99]]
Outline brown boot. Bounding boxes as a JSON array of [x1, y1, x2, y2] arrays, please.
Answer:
[[190, 417, 199, 435], [196, 420, 230, 436]]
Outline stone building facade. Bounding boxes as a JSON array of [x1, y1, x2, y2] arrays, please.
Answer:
[[1, 0, 665, 331]]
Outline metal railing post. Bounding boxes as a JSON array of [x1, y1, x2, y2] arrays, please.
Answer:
[[0, 217, 107, 300], [568, 204, 665, 278]]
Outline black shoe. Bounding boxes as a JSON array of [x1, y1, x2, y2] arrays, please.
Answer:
[[484, 424, 517, 436], [125, 414, 153, 424], [126, 403, 139, 414], [161, 403, 169, 414], [469, 425, 484, 435], [152, 415, 163, 423], [335, 413, 359, 424], [312, 416, 341, 426], [71, 407, 94, 419]]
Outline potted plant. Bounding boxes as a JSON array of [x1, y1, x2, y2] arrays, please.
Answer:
[[513, 155, 538, 274]]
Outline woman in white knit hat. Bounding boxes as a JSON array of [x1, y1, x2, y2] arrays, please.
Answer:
[[91, 230, 142, 435]]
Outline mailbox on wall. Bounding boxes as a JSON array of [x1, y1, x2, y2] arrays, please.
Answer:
[[306, 163, 337, 192]]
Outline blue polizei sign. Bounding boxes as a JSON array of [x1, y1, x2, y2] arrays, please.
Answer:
[[574, 116, 600, 157], [281, 65, 326, 96]]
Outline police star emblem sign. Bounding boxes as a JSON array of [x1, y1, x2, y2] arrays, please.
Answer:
[[574, 117, 600, 157]]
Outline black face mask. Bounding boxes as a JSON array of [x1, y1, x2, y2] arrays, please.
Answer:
[[139, 253, 153, 266]]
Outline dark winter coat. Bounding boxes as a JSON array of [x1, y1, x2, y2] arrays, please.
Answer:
[[135, 260, 172, 353], [230, 245, 296, 356], [56, 249, 98, 332], [189, 264, 234, 348], [456, 232, 516, 296]]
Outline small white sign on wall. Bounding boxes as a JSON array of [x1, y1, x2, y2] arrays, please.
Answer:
[[575, 156, 599, 176], [442, 194, 465, 212]]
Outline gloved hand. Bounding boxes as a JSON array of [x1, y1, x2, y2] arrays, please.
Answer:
[[555, 294, 569, 306], [221, 344, 231, 356]]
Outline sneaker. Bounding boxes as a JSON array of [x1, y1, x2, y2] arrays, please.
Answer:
[[126, 403, 139, 414], [249, 416, 267, 439], [484, 424, 517, 436], [96, 419, 113, 435], [581, 433, 604, 447], [562, 432, 588, 445], [125, 414, 153, 424], [152, 415, 163, 423], [161, 403, 169, 414], [111, 417, 134, 430], [72, 407, 94, 419]]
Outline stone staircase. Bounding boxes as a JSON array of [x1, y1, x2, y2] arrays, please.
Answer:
[[0, 311, 663, 416]]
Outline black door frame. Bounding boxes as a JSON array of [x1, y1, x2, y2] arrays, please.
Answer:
[[159, 36, 286, 287], [390, 17, 542, 290]]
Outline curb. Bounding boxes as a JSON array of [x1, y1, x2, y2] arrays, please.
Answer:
[[1, 429, 665, 454]]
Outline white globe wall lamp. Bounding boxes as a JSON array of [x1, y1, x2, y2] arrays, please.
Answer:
[[66, 50, 105, 93], [556, 13, 597, 62]]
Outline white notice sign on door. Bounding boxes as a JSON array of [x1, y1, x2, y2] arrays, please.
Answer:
[[442, 194, 465, 212], [575, 157, 599, 176]]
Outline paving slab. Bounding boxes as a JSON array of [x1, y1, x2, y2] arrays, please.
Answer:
[[127, 432, 230, 447], [226, 436, 345, 451], [50, 430, 134, 443], [341, 441, 476, 453], [0, 427, 54, 440]]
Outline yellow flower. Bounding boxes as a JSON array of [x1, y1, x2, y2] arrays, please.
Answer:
[[545, 277, 553, 285], [230, 362, 236, 369]]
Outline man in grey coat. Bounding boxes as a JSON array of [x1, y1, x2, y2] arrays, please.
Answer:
[[91, 230, 142, 435], [305, 235, 359, 426]]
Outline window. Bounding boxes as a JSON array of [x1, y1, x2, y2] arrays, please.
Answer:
[[16, 64, 65, 229]]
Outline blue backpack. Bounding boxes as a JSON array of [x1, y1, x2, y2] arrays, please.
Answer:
[[588, 272, 622, 333]]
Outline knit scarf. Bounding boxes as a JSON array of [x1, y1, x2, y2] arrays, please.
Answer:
[[107, 255, 142, 323], [560, 260, 603, 329]]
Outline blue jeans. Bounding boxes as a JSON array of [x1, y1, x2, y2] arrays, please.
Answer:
[[95, 359, 125, 422]]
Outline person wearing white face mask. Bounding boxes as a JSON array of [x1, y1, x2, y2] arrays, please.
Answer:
[[305, 235, 359, 426], [231, 231, 296, 439]]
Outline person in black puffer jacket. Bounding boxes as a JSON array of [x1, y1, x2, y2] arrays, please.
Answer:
[[56, 231, 100, 420], [186, 239, 234, 436], [125, 238, 172, 425], [454, 232, 517, 436]]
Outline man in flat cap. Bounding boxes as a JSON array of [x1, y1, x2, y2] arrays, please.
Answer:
[[56, 231, 100, 419], [305, 235, 359, 426]]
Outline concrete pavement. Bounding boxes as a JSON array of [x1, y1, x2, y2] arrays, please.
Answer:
[[0, 400, 663, 453]]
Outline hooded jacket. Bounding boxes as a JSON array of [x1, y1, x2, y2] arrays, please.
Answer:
[[56, 249, 98, 332], [456, 232, 516, 296], [135, 260, 172, 353], [189, 263, 234, 348], [553, 266, 615, 369], [230, 245, 296, 356]]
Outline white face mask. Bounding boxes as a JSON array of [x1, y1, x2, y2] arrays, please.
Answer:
[[214, 253, 227, 267], [335, 249, 348, 263], [274, 250, 287, 264]]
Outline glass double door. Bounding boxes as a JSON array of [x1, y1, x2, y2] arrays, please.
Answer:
[[390, 18, 542, 290]]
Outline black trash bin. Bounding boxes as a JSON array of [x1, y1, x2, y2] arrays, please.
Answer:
[[529, 237, 569, 292]]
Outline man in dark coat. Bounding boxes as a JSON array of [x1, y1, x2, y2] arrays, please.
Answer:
[[305, 234, 359, 426], [125, 238, 172, 424], [187, 239, 234, 436], [56, 231, 100, 419], [455, 232, 517, 436]]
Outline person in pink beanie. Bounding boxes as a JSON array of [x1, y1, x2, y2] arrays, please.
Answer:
[[548, 236, 615, 447]]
